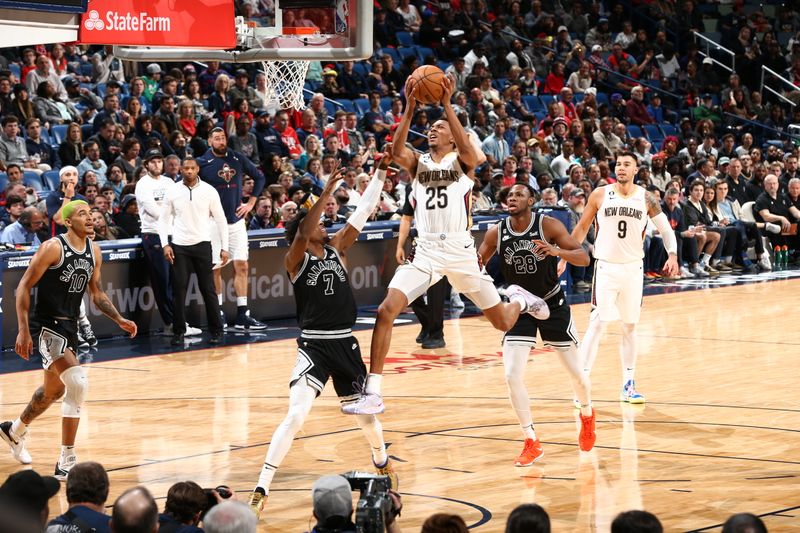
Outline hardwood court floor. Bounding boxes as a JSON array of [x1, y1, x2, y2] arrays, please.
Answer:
[[1, 278, 800, 532]]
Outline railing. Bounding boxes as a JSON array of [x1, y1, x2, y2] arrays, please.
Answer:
[[760, 66, 798, 108], [591, 63, 684, 122], [693, 31, 734, 73], [723, 112, 800, 143]]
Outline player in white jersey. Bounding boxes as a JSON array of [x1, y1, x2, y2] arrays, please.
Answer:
[[569, 152, 678, 403], [343, 75, 548, 415]]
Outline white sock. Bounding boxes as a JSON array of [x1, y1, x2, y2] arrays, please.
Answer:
[[365, 373, 383, 395], [509, 295, 526, 312], [722, 256, 732, 263], [700, 253, 711, 265], [257, 383, 317, 494], [503, 343, 536, 440], [620, 323, 637, 385], [11, 418, 27, 436], [236, 296, 248, 307], [217, 293, 223, 306], [354, 414, 388, 465], [60, 445, 75, 460], [555, 345, 591, 416]]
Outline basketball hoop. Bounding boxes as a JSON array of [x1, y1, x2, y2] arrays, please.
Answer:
[[259, 27, 317, 110]]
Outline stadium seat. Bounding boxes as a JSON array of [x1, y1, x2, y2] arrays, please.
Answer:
[[324, 100, 338, 116], [643, 124, 663, 142], [415, 46, 434, 63], [398, 48, 416, 61], [380, 48, 401, 64], [660, 124, 678, 137], [522, 95, 543, 112], [335, 99, 356, 113], [396, 31, 414, 48], [8, 63, 20, 79], [626, 124, 643, 139], [0, 172, 7, 191], [539, 94, 555, 108], [353, 98, 370, 115], [81, 123, 93, 139], [23, 172, 44, 192], [380, 97, 392, 113], [437, 61, 451, 72], [96, 83, 107, 97], [573, 93, 584, 103], [353, 62, 369, 77], [80, 63, 93, 77], [42, 170, 60, 191], [596, 93, 609, 106]]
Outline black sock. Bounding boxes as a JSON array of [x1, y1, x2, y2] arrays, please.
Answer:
[[237, 305, 247, 317]]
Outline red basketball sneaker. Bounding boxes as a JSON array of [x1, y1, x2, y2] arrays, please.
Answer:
[[579, 409, 596, 452], [514, 438, 544, 466]]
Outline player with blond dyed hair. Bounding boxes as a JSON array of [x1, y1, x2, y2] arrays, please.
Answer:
[[0, 200, 137, 478]]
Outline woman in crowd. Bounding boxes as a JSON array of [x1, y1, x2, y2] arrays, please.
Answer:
[[58, 122, 84, 167], [114, 138, 141, 181]]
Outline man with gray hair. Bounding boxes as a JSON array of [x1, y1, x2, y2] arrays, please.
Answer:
[[203, 501, 256, 533]]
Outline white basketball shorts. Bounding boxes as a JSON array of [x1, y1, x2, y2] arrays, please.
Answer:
[[590, 259, 643, 324], [211, 218, 249, 267], [389, 234, 501, 310]]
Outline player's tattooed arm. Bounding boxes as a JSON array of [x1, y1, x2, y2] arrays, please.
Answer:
[[645, 191, 663, 218]]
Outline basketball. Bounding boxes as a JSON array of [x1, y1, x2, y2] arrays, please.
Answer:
[[409, 65, 447, 105]]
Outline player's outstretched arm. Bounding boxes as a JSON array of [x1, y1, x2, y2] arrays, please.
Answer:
[[391, 78, 420, 173], [14, 239, 62, 360], [331, 147, 394, 254], [441, 74, 479, 171], [537, 216, 590, 266], [646, 191, 679, 276], [478, 222, 500, 267], [88, 244, 137, 338], [284, 165, 344, 276]]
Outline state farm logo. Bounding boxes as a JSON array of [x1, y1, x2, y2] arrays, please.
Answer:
[[83, 9, 171, 32], [83, 10, 105, 30]]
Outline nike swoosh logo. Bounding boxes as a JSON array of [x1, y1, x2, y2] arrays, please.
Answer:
[[464, 244, 471, 248]]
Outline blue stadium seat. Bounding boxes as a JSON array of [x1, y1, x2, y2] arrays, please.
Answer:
[[380, 97, 392, 113], [96, 83, 107, 97], [436, 61, 451, 72], [42, 170, 60, 191], [324, 100, 338, 116], [8, 63, 20, 79], [0, 172, 7, 191], [626, 125, 644, 139], [643, 124, 663, 142], [353, 98, 370, 115], [396, 31, 414, 48], [522, 95, 543, 112], [660, 124, 678, 137], [80, 63, 93, 77], [353, 62, 369, 77], [415, 46, 434, 63], [398, 48, 416, 61], [23, 172, 44, 192], [335, 99, 356, 113], [596, 93, 609, 106], [380, 48, 401, 64], [573, 93, 584, 103], [539, 94, 555, 108], [81, 123, 93, 139]]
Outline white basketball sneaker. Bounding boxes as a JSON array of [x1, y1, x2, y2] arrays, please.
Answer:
[[506, 284, 550, 320], [0, 421, 32, 464], [341, 393, 385, 415]]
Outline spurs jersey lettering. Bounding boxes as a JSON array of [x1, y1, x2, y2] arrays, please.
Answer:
[[410, 152, 473, 235], [291, 245, 356, 330], [35, 235, 95, 320], [498, 214, 561, 300], [593, 184, 648, 263]]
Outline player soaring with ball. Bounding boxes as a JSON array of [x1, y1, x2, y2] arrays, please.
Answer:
[[344, 70, 548, 415]]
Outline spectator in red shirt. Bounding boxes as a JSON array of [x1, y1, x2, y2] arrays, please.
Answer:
[[625, 86, 655, 126], [543, 61, 566, 94]]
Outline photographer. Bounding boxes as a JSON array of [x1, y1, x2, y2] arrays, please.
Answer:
[[158, 481, 207, 533], [308, 475, 402, 533]]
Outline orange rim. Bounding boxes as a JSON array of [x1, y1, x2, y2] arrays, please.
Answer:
[[283, 26, 320, 35]]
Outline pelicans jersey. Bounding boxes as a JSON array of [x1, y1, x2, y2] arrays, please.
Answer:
[[591, 184, 648, 323], [408, 152, 473, 238], [593, 184, 648, 263], [388, 151, 501, 310]]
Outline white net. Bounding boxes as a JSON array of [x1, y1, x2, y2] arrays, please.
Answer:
[[261, 59, 310, 110]]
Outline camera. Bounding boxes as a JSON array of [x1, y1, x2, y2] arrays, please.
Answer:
[[201, 485, 233, 519], [342, 471, 394, 533]]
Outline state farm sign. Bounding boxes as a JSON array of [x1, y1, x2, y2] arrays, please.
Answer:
[[78, 0, 235, 48]]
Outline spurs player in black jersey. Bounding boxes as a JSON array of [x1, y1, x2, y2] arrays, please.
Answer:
[[343, 75, 547, 416], [246, 153, 396, 519], [0, 201, 137, 478], [479, 184, 596, 465]]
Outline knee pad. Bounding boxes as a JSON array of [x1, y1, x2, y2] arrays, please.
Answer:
[[60, 365, 88, 418]]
